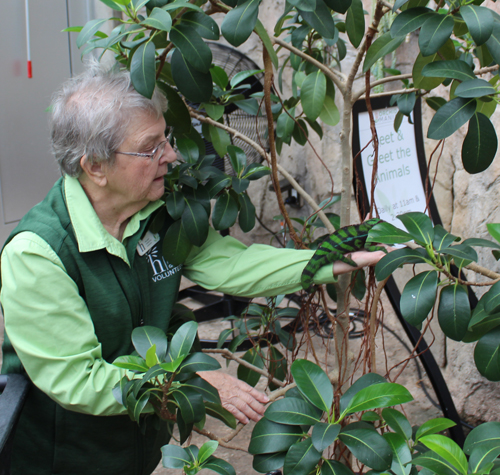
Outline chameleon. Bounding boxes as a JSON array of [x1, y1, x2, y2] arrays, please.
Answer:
[[301, 218, 386, 293]]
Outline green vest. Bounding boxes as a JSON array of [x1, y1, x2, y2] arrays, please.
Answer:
[[2, 178, 183, 475]]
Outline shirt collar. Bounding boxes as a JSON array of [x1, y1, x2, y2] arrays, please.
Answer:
[[64, 175, 163, 265]]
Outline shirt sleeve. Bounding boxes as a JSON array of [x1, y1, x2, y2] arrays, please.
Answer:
[[183, 228, 338, 298], [1, 232, 128, 416]]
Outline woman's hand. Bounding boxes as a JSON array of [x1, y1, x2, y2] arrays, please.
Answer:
[[332, 245, 392, 275], [199, 370, 269, 424]]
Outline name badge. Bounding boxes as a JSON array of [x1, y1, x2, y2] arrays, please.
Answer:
[[137, 230, 160, 256]]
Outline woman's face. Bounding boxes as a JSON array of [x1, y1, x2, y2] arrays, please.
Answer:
[[103, 111, 177, 211]]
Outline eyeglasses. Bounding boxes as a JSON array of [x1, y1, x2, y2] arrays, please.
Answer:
[[115, 127, 173, 162]]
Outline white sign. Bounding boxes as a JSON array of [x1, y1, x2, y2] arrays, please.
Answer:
[[358, 106, 428, 228]]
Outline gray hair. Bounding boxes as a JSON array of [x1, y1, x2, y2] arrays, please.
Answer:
[[49, 60, 168, 177]]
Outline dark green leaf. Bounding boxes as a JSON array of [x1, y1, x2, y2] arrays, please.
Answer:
[[291, 359, 333, 412], [339, 426, 393, 471], [161, 444, 191, 469], [411, 451, 459, 475], [363, 33, 405, 73], [268, 345, 287, 390], [390, 8, 434, 37], [170, 24, 212, 73], [252, 452, 286, 474], [382, 408, 412, 440], [426, 96, 447, 111], [464, 421, 500, 455], [398, 91, 416, 115], [469, 445, 500, 473], [339, 373, 387, 414], [181, 11, 219, 40], [205, 402, 238, 429], [173, 386, 205, 424], [460, 5, 493, 46], [182, 376, 221, 404], [301, 71, 327, 120], [433, 225, 460, 251], [181, 199, 209, 247], [419, 14, 454, 57], [276, 107, 296, 143], [227, 145, 247, 175], [212, 193, 239, 231], [141, 7, 172, 31], [346, 0, 365, 47], [312, 423, 341, 451], [163, 219, 192, 266], [254, 19, 279, 70], [299, 0, 337, 39], [462, 237, 500, 250], [344, 382, 413, 415], [321, 460, 356, 475], [237, 348, 265, 387], [486, 23, 500, 66], [265, 397, 322, 425], [130, 41, 157, 99], [455, 78, 496, 98], [462, 112, 498, 174], [171, 48, 212, 103], [440, 244, 478, 264], [400, 271, 438, 328], [368, 221, 413, 245], [375, 248, 428, 280], [384, 432, 412, 475], [131, 325, 168, 360], [238, 192, 256, 232], [283, 438, 322, 475], [158, 83, 192, 134], [178, 352, 221, 373], [438, 284, 471, 341], [428, 97, 477, 140], [474, 327, 500, 381], [413, 40, 457, 90], [208, 125, 231, 158], [221, 0, 260, 47], [289, 0, 317, 11], [166, 191, 186, 220], [397, 212, 434, 245], [203, 457, 236, 475], [168, 320, 198, 362], [249, 418, 303, 454]]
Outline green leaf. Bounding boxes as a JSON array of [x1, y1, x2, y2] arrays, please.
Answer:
[[212, 193, 239, 231], [171, 48, 213, 103], [173, 386, 205, 424], [130, 41, 157, 99], [238, 192, 256, 232], [460, 5, 493, 46], [312, 423, 341, 451], [221, 0, 261, 47], [168, 320, 198, 362], [339, 426, 393, 471], [438, 285, 471, 341], [227, 145, 247, 175], [367, 221, 412, 245], [398, 92, 416, 116], [181, 11, 219, 40], [170, 24, 212, 73], [208, 125, 231, 158], [289, 0, 317, 11], [141, 7, 172, 31], [145, 344, 158, 367], [159, 83, 192, 134], [253, 452, 286, 474], [433, 225, 460, 251], [301, 71, 327, 121], [474, 327, 500, 381], [165, 193, 185, 221], [415, 417, 457, 440], [205, 402, 238, 429], [455, 78, 496, 98], [237, 348, 265, 387], [390, 8, 434, 37], [131, 325, 169, 361], [469, 444, 500, 474], [113, 355, 149, 372], [291, 359, 333, 412], [76, 18, 109, 48], [426, 96, 449, 112], [375, 248, 427, 280], [488, 223, 500, 245], [401, 271, 438, 328], [428, 97, 477, 140], [198, 440, 219, 464], [319, 89, 340, 126], [382, 408, 412, 440], [384, 432, 412, 475], [464, 421, 500, 455], [397, 212, 434, 245], [419, 14, 454, 57], [363, 33, 405, 73], [419, 434, 468, 475], [265, 397, 322, 425], [299, 1, 337, 39], [182, 376, 221, 404], [346, 0, 365, 47], [413, 41, 456, 90], [462, 237, 500, 250], [181, 199, 209, 247], [321, 460, 356, 475], [462, 112, 498, 174], [249, 418, 303, 455], [161, 444, 191, 469], [411, 451, 460, 475], [486, 23, 500, 66], [254, 19, 279, 70], [440, 244, 478, 264], [283, 438, 322, 475], [465, 300, 500, 343], [178, 352, 221, 373], [339, 373, 387, 415], [163, 219, 192, 266], [203, 457, 236, 475], [344, 382, 413, 415], [276, 107, 296, 143]]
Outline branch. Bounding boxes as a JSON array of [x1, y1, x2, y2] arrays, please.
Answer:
[[272, 37, 347, 95], [189, 109, 336, 233], [356, 87, 420, 101], [203, 348, 286, 388], [193, 426, 247, 451], [353, 74, 413, 101]]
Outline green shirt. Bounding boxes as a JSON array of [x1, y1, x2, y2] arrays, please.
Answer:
[[0, 176, 337, 416]]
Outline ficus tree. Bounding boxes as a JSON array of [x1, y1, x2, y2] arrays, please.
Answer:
[[70, 0, 500, 473]]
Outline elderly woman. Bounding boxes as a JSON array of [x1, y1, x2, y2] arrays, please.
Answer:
[[1, 63, 385, 475]]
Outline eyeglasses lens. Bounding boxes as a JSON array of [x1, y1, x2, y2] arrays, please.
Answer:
[[153, 141, 167, 161]]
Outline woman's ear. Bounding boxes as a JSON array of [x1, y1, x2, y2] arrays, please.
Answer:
[[80, 155, 108, 187]]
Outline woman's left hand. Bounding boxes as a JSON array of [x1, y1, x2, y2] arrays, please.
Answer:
[[199, 370, 269, 424]]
